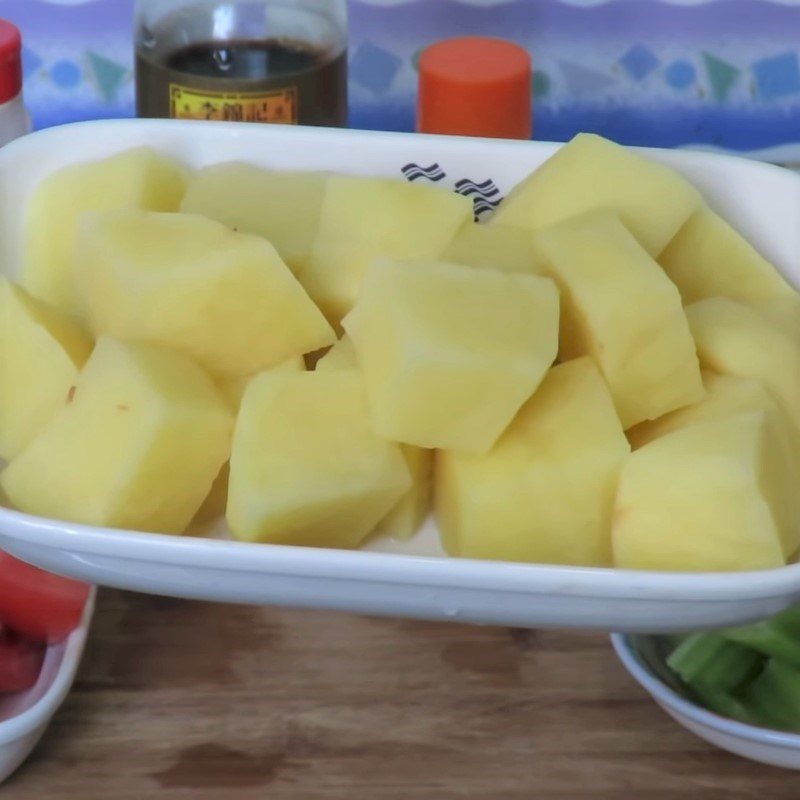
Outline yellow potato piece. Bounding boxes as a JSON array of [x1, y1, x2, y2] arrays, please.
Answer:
[[686, 298, 800, 439], [659, 207, 799, 308], [315, 335, 358, 372], [492, 133, 701, 256], [217, 356, 305, 410], [303, 176, 473, 326], [317, 333, 431, 540], [227, 370, 411, 547], [0, 278, 93, 460], [442, 222, 544, 275], [1, 337, 233, 534], [535, 210, 703, 429], [628, 371, 800, 557], [613, 412, 793, 572], [181, 163, 328, 274], [372, 445, 433, 541], [193, 356, 306, 527], [343, 258, 560, 454], [24, 147, 187, 316], [76, 210, 335, 380], [437, 357, 629, 566], [751, 295, 800, 343]]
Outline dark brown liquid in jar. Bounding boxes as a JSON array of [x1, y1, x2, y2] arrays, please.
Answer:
[[136, 35, 347, 127]]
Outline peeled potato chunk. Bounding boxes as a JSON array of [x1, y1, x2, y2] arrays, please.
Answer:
[[303, 176, 473, 326], [24, 147, 187, 316], [437, 358, 630, 566], [76, 210, 335, 380], [181, 164, 328, 274], [628, 371, 800, 557], [442, 222, 544, 275], [372, 445, 433, 541], [343, 258, 560, 454], [659, 207, 800, 310], [534, 210, 704, 429], [1, 337, 233, 534], [613, 412, 794, 572], [0, 278, 93, 461], [316, 333, 431, 541], [491, 133, 701, 256], [227, 370, 411, 547], [217, 356, 305, 411], [315, 335, 358, 372], [686, 298, 800, 439]]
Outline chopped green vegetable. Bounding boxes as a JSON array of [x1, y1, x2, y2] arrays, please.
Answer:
[[667, 632, 763, 691], [662, 606, 800, 731], [690, 683, 754, 725], [721, 606, 800, 668], [743, 659, 800, 730]]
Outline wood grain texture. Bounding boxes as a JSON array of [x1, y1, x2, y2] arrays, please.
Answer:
[[4, 589, 800, 799]]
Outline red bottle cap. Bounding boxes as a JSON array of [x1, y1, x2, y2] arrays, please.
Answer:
[[0, 19, 22, 105], [418, 37, 532, 140]]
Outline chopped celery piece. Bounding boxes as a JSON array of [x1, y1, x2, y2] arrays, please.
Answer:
[[721, 606, 800, 668], [667, 633, 763, 692], [743, 659, 800, 731], [690, 684, 754, 725]]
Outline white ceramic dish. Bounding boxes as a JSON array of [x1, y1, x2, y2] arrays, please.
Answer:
[[1, 119, 799, 632], [0, 590, 94, 784], [611, 632, 800, 770]]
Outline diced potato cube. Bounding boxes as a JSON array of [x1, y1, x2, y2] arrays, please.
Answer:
[[437, 358, 629, 566], [628, 371, 800, 556], [76, 210, 335, 379], [613, 412, 794, 572], [373, 445, 433, 541], [316, 335, 431, 540], [492, 133, 701, 256], [1, 337, 233, 534], [303, 176, 473, 325], [442, 222, 544, 275], [24, 148, 187, 316], [629, 371, 788, 448], [180, 164, 327, 274], [315, 335, 358, 372], [193, 357, 306, 527], [659, 208, 799, 308], [751, 296, 800, 343], [217, 356, 305, 410], [687, 298, 800, 439], [534, 210, 703, 429], [227, 370, 411, 547], [343, 258, 560, 454], [0, 278, 93, 460]]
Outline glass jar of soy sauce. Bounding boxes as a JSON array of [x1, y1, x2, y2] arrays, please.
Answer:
[[135, 0, 347, 127]]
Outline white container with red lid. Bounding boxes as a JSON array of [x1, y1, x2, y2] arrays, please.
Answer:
[[0, 20, 29, 148]]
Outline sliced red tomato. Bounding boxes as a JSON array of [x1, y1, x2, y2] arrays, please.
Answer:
[[0, 629, 45, 694], [0, 552, 90, 643]]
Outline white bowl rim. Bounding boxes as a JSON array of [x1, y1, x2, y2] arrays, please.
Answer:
[[611, 632, 800, 750], [7, 506, 800, 598]]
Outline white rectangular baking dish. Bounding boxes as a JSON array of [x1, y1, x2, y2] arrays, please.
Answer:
[[0, 590, 94, 785], [0, 120, 798, 633]]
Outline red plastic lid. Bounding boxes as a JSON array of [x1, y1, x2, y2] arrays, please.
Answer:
[[418, 37, 532, 140], [0, 20, 22, 105]]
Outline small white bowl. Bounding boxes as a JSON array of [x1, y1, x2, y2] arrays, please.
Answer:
[[0, 589, 95, 784], [611, 632, 800, 770]]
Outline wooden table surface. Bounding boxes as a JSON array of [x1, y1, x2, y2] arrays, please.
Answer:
[[4, 589, 800, 799]]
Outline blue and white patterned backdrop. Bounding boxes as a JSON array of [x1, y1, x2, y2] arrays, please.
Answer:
[[3, 0, 800, 160]]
